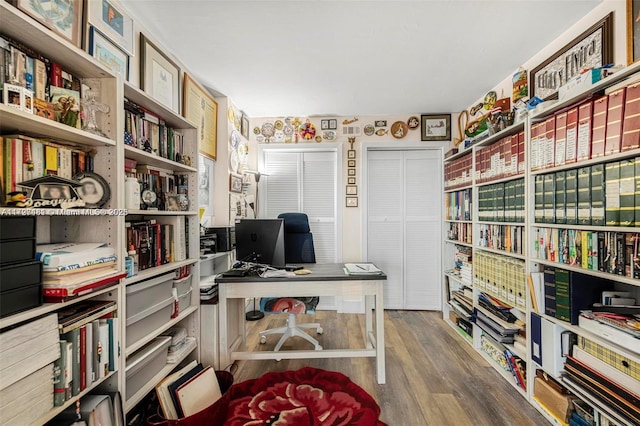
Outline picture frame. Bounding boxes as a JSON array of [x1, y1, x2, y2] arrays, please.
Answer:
[[86, 0, 134, 55], [329, 119, 337, 130], [165, 194, 181, 211], [198, 154, 215, 220], [241, 112, 250, 140], [348, 168, 356, 177], [321, 119, 330, 130], [348, 160, 356, 168], [346, 185, 358, 196], [183, 73, 218, 160], [140, 33, 181, 114], [421, 114, 451, 141], [88, 26, 129, 80], [346, 197, 358, 207], [531, 12, 613, 99], [374, 120, 387, 128], [628, 0, 640, 64], [73, 171, 111, 208], [347, 150, 356, 159], [15, 0, 84, 48], [347, 177, 356, 185], [3, 84, 24, 110], [229, 173, 243, 193]]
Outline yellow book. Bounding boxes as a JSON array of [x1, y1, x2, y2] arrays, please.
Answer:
[[581, 231, 589, 269], [45, 145, 58, 175]]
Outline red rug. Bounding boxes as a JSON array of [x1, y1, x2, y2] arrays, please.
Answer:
[[224, 367, 387, 426]]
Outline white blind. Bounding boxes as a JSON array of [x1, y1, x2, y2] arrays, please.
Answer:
[[263, 151, 300, 219]]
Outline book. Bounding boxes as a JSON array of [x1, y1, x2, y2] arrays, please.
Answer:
[[534, 175, 544, 223], [43, 257, 118, 274], [576, 101, 592, 161], [543, 173, 555, 224], [565, 106, 578, 163], [156, 360, 199, 420], [60, 328, 80, 396], [168, 363, 204, 418], [619, 158, 635, 226], [622, 81, 640, 151], [605, 87, 626, 155], [36, 243, 117, 269], [605, 161, 620, 226], [175, 366, 222, 418], [344, 263, 383, 275], [43, 272, 125, 301], [590, 164, 605, 226], [42, 264, 118, 284], [98, 320, 110, 379], [53, 341, 67, 406], [577, 167, 591, 225], [107, 317, 119, 372], [554, 112, 567, 166], [554, 171, 566, 224], [57, 300, 117, 334], [590, 95, 607, 158]]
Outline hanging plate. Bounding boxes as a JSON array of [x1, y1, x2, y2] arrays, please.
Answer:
[[323, 130, 337, 141], [274, 120, 284, 130], [407, 116, 419, 129], [274, 130, 285, 142], [283, 124, 294, 136], [229, 129, 241, 149], [390, 121, 408, 139], [229, 149, 240, 172], [364, 124, 375, 136]]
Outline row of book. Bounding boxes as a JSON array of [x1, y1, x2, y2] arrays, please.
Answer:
[[124, 99, 186, 163], [473, 250, 526, 310], [445, 188, 471, 221], [479, 333, 527, 391], [125, 162, 189, 211], [477, 224, 524, 255], [126, 217, 189, 272], [446, 221, 472, 244], [453, 245, 472, 286], [443, 152, 472, 190], [475, 131, 525, 184], [533, 227, 639, 279], [530, 80, 640, 171], [477, 178, 525, 223]]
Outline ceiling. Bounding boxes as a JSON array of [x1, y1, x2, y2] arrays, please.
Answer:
[[121, 0, 602, 117]]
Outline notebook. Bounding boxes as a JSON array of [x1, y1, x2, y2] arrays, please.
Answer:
[[175, 366, 222, 417]]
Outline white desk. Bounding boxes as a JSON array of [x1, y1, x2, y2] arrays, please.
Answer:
[[216, 263, 386, 384]]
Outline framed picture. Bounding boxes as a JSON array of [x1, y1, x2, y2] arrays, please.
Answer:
[[183, 73, 218, 160], [346, 197, 358, 207], [374, 120, 387, 127], [229, 174, 243, 193], [3, 84, 23, 110], [628, 0, 640, 64], [329, 119, 337, 130], [86, 0, 134, 55], [348, 177, 356, 185], [88, 26, 129, 80], [347, 150, 356, 159], [15, 0, 84, 48], [348, 168, 356, 177], [73, 172, 111, 208], [140, 33, 181, 114], [421, 114, 451, 141], [321, 119, 330, 130], [346, 185, 358, 196], [241, 113, 250, 139], [166, 194, 180, 211], [348, 160, 356, 168], [198, 154, 215, 220]]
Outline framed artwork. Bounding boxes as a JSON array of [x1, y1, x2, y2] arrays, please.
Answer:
[[88, 27, 129, 80], [329, 119, 337, 130], [531, 12, 613, 99], [347, 150, 356, 159], [348, 160, 356, 168], [346, 197, 358, 207], [346, 185, 357, 195], [321, 119, 330, 130], [183, 73, 218, 160], [73, 172, 111, 208], [421, 114, 451, 141], [348, 177, 356, 185], [241, 113, 250, 139], [86, 0, 134, 55], [15, 0, 84, 48], [348, 168, 356, 177], [374, 120, 387, 127], [229, 174, 243, 193], [628, 0, 640, 64], [140, 33, 181, 114], [198, 154, 215, 219]]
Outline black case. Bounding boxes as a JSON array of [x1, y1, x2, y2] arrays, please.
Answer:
[[0, 260, 42, 292], [0, 238, 37, 265], [207, 226, 235, 252], [0, 216, 36, 241], [0, 283, 43, 318]]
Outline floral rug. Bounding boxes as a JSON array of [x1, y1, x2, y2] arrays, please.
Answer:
[[224, 367, 386, 426]]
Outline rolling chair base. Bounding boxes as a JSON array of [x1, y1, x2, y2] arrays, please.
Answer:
[[259, 314, 323, 351]]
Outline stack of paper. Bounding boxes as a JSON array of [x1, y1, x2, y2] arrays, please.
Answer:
[[344, 263, 383, 275]]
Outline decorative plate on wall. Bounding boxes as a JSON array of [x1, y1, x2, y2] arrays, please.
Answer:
[[261, 122, 275, 141], [274, 130, 285, 142], [390, 121, 408, 139], [274, 120, 284, 130], [227, 107, 235, 124], [229, 149, 240, 172], [229, 129, 241, 149], [283, 124, 294, 136], [253, 126, 261, 135], [323, 130, 337, 141], [363, 124, 375, 136], [407, 116, 419, 129]]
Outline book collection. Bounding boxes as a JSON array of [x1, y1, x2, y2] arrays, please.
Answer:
[[124, 99, 187, 163], [126, 216, 188, 273], [532, 227, 640, 278], [477, 224, 524, 255], [477, 178, 525, 222], [446, 222, 472, 244], [125, 160, 190, 212], [445, 188, 472, 221], [473, 250, 526, 310], [443, 152, 472, 190], [480, 333, 527, 391], [475, 130, 525, 183], [454, 245, 473, 286], [530, 80, 640, 171]]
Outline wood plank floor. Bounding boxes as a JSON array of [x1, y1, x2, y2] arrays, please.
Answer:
[[234, 310, 547, 425]]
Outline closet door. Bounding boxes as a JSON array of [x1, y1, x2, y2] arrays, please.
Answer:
[[263, 151, 301, 218]]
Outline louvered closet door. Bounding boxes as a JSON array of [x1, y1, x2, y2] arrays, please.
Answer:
[[263, 151, 301, 218]]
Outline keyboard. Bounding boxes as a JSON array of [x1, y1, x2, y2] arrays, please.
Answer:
[[222, 268, 250, 277]]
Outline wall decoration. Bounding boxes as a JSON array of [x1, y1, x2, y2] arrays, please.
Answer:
[[348, 177, 356, 185], [298, 119, 316, 141], [512, 69, 528, 102], [346, 185, 357, 196], [464, 114, 488, 139], [241, 113, 250, 139], [452, 110, 469, 147], [199, 154, 215, 218], [141, 33, 181, 114], [314, 135, 322, 143], [343, 117, 359, 125], [274, 120, 284, 130], [87, 0, 134, 55], [50, 86, 81, 128], [483, 91, 497, 110], [274, 130, 285, 143], [261, 122, 275, 143], [227, 107, 235, 124], [16, 175, 86, 209], [363, 124, 375, 136], [81, 87, 111, 137], [391, 121, 408, 139], [229, 174, 243, 193], [328, 119, 337, 130], [469, 102, 484, 116], [323, 130, 337, 141], [229, 149, 240, 172], [374, 120, 386, 127], [183, 73, 218, 160], [348, 168, 356, 176], [15, 0, 83, 47], [421, 114, 451, 141], [407, 116, 419, 130], [88, 26, 129, 80], [347, 160, 356, 168], [229, 193, 246, 223], [375, 128, 388, 136], [229, 129, 241, 150], [629, 0, 640, 64], [346, 197, 358, 207], [347, 150, 356, 159], [531, 12, 613, 100], [321, 119, 330, 130]]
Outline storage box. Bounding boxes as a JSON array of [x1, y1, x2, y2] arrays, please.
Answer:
[[448, 310, 460, 324], [0, 217, 36, 241], [0, 238, 36, 265], [0, 283, 43, 318], [126, 297, 173, 348], [178, 288, 192, 313], [534, 376, 575, 422], [0, 260, 42, 292], [125, 337, 171, 399], [126, 272, 174, 319], [174, 274, 192, 314]]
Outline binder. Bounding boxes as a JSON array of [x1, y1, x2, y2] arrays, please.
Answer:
[[604, 161, 620, 226], [534, 175, 544, 223], [577, 167, 591, 225], [543, 173, 555, 224], [591, 164, 605, 226], [555, 268, 571, 323], [168, 363, 204, 418], [636, 158, 640, 226], [515, 178, 525, 222], [554, 112, 567, 166], [175, 366, 222, 418], [565, 169, 578, 225], [545, 117, 556, 168], [518, 131, 525, 174], [619, 158, 635, 226], [604, 88, 626, 155], [530, 312, 543, 365], [621, 82, 640, 151], [576, 101, 593, 161], [554, 171, 566, 224], [590, 96, 608, 159], [531, 122, 542, 170], [565, 106, 578, 163], [495, 183, 505, 222]]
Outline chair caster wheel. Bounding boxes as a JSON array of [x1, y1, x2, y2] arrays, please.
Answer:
[[316, 327, 323, 335], [275, 358, 281, 362], [315, 345, 323, 350], [260, 336, 266, 344]]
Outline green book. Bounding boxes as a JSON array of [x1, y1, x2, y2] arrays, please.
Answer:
[[555, 171, 566, 224], [619, 158, 635, 226], [495, 183, 505, 222], [505, 181, 515, 222], [565, 169, 578, 225], [478, 185, 487, 221], [591, 232, 599, 271], [591, 164, 605, 226], [535, 175, 544, 223], [605, 161, 621, 226], [543, 173, 555, 223], [516, 178, 525, 223], [554, 268, 571, 322], [577, 166, 591, 225], [635, 158, 640, 226]]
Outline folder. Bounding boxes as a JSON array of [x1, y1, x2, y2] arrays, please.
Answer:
[[554, 112, 567, 166], [534, 175, 544, 223], [622, 82, 640, 151], [591, 164, 605, 226], [554, 171, 566, 224], [577, 167, 591, 225], [576, 101, 593, 161], [543, 173, 555, 223], [565, 169, 578, 225], [518, 131, 525, 174], [565, 106, 578, 163], [590, 96, 608, 159], [530, 312, 543, 365], [545, 117, 556, 168], [619, 158, 635, 226], [605, 88, 626, 155], [604, 161, 620, 226], [175, 366, 222, 418]]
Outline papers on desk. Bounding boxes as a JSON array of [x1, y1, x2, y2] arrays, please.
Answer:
[[344, 263, 383, 275]]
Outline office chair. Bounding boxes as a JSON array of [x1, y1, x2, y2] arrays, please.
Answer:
[[259, 213, 323, 352]]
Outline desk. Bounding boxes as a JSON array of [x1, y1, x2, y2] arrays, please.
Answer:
[[216, 263, 386, 384]]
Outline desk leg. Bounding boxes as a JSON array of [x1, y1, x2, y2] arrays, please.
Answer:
[[219, 284, 229, 368], [375, 281, 386, 384], [365, 294, 373, 349]]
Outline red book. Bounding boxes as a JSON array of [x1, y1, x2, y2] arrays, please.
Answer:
[[576, 101, 593, 161], [517, 131, 525, 174], [49, 62, 63, 88], [605, 87, 627, 155], [501, 137, 510, 177], [531, 122, 543, 170], [79, 325, 87, 391], [622, 81, 640, 151], [42, 273, 125, 302], [554, 112, 567, 166], [510, 135, 518, 175], [591, 96, 608, 158], [565, 107, 578, 163], [544, 117, 556, 168]]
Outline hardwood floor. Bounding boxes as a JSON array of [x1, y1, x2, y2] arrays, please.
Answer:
[[234, 310, 547, 425]]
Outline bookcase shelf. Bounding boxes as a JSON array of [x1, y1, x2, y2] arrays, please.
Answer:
[[126, 305, 199, 356], [533, 259, 640, 288], [443, 239, 473, 247], [476, 220, 525, 227], [444, 219, 473, 224], [122, 258, 199, 286], [126, 209, 199, 216], [124, 145, 197, 173], [444, 184, 473, 193], [475, 246, 526, 259], [124, 82, 196, 130], [530, 147, 640, 176], [531, 222, 640, 233], [444, 271, 472, 287], [473, 122, 526, 149]]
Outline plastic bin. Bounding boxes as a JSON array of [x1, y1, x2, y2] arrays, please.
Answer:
[[0, 239, 36, 266], [178, 288, 192, 314], [0, 260, 42, 292], [0, 283, 42, 318], [125, 337, 171, 399], [126, 272, 174, 319], [126, 297, 173, 348], [0, 217, 36, 240]]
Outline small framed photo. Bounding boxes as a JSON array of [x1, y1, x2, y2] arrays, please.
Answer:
[[88, 26, 129, 80], [87, 0, 135, 55], [346, 185, 358, 195], [3, 84, 23, 110], [348, 177, 356, 185], [374, 120, 387, 127], [348, 159, 356, 168], [23, 89, 33, 114], [166, 194, 181, 211], [329, 119, 337, 130], [421, 114, 451, 141], [321, 119, 330, 130], [140, 33, 181, 114], [348, 168, 356, 177], [74, 172, 111, 208], [241, 112, 250, 139], [346, 197, 358, 207], [347, 150, 356, 159], [229, 173, 243, 193]]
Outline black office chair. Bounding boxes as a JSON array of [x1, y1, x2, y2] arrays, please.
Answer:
[[259, 213, 322, 351]]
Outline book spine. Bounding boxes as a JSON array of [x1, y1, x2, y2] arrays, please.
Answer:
[[577, 101, 592, 161], [604, 87, 626, 155], [591, 164, 605, 226], [555, 171, 566, 224], [619, 158, 635, 226], [577, 166, 591, 225], [605, 161, 621, 226], [53, 341, 66, 406], [590, 96, 607, 158], [79, 325, 87, 391]]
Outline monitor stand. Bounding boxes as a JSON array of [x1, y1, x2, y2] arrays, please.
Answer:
[[246, 253, 264, 321]]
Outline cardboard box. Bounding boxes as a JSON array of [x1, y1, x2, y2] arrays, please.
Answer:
[[534, 376, 575, 422], [448, 310, 460, 324]]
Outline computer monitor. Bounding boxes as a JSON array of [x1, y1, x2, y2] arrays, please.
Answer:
[[235, 219, 286, 268]]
